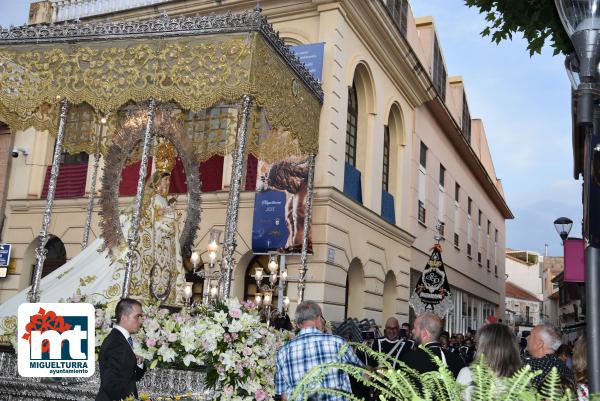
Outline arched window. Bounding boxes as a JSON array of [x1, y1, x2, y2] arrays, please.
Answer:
[[382, 125, 390, 192], [345, 84, 358, 167], [31, 236, 67, 283]]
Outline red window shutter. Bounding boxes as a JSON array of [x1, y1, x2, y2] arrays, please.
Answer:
[[199, 155, 224, 192], [119, 158, 152, 196], [245, 154, 258, 191], [41, 163, 88, 199]]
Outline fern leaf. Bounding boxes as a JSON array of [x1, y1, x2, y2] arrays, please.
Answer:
[[500, 364, 541, 401], [539, 367, 564, 401]]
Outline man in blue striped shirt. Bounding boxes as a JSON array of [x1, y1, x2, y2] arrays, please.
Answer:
[[275, 300, 364, 401]]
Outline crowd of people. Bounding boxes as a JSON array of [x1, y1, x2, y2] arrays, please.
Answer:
[[94, 299, 588, 401], [274, 301, 589, 401]]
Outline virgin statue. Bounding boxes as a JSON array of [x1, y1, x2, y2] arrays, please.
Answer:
[[0, 141, 188, 326], [125, 147, 186, 305]]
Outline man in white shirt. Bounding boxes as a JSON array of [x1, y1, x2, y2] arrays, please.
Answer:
[[96, 298, 146, 401]]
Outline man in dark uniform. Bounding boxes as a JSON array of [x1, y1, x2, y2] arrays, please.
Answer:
[[96, 298, 147, 401], [370, 317, 413, 369], [400, 313, 464, 378]]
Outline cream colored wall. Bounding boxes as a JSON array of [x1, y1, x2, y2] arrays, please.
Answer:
[[505, 256, 543, 301], [410, 105, 507, 315], [272, 5, 416, 228], [447, 77, 465, 125]]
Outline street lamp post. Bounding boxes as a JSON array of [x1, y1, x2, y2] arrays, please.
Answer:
[[554, 217, 574, 242], [555, 0, 600, 393]]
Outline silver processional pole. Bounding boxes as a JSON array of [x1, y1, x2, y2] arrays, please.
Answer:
[[28, 98, 69, 303], [121, 99, 156, 299], [221, 94, 253, 299]]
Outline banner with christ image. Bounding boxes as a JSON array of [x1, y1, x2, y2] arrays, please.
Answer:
[[409, 244, 454, 317], [251, 156, 313, 254]]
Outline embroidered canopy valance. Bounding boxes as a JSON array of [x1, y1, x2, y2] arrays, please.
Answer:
[[0, 11, 323, 161]]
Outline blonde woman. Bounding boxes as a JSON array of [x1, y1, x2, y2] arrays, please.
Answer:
[[457, 324, 522, 401]]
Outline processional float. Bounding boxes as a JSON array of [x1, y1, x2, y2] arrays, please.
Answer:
[[0, 9, 323, 306]]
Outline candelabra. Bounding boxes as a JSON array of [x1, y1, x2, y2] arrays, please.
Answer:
[[252, 252, 290, 324], [191, 229, 223, 303]]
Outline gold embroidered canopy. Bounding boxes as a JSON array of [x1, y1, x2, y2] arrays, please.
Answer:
[[0, 11, 323, 161]]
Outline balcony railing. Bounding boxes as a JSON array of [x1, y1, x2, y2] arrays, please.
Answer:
[[50, 0, 172, 22], [514, 315, 534, 326]]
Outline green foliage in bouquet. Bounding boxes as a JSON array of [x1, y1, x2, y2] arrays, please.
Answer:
[[289, 343, 574, 401]]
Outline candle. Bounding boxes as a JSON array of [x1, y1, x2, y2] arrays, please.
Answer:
[[264, 292, 272, 306], [183, 283, 193, 303], [268, 256, 278, 274], [255, 294, 262, 306], [190, 251, 200, 267], [208, 240, 219, 253], [210, 285, 218, 297]]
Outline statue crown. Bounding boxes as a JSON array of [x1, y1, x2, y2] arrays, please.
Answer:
[[155, 141, 177, 173]]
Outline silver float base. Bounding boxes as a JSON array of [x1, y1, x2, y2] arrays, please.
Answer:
[[0, 350, 212, 401]]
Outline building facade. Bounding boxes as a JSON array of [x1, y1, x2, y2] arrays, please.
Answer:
[[504, 281, 541, 334], [541, 255, 563, 326], [0, 0, 511, 329]]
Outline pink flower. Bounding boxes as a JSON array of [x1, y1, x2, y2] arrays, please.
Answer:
[[223, 385, 234, 396], [242, 346, 252, 357], [229, 308, 242, 319], [231, 333, 238, 341], [255, 389, 267, 401], [72, 294, 81, 303], [223, 333, 231, 342], [168, 333, 177, 342], [146, 338, 157, 348]]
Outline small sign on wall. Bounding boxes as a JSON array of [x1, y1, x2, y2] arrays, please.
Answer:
[[0, 244, 11, 277], [0, 244, 11, 266]]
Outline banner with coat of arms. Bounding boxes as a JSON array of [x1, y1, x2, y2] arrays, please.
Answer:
[[409, 244, 453, 317]]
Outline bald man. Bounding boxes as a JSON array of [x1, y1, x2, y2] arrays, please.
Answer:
[[400, 313, 464, 378], [369, 317, 413, 369]]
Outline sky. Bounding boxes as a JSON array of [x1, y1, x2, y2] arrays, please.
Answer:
[[0, 0, 583, 257]]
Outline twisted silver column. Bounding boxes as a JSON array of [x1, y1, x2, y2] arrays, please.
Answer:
[[122, 99, 156, 299], [221, 95, 253, 299], [81, 120, 104, 250], [297, 153, 316, 304], [28, 99, 69, 303]]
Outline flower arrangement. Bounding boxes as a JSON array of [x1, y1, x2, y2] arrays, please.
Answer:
[[98, 297, 281, 401], [2, 289, 285, 401], [197, 299, 278, 401]]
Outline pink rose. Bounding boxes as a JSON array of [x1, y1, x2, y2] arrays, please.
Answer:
[[229, 308, 242, 319], [223, 385, 234, 396], [242, 346, 252, 357], [146, 338, 157, 348], [255, 389, 267, 401]]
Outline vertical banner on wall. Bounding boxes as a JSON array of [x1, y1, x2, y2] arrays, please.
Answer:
[[564, 238, 585, 282], [251, 156, 313, 254]]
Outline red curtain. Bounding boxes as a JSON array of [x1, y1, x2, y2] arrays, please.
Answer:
[[119, 158, 152, 196], [200, 155, 224, 192], [245, 154, 258, 191], [168, 157, 188, 194], [41, 163, 88, 198]]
